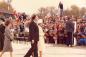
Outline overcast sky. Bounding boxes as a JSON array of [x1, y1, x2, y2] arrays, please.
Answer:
[[0, 0, 86, 14]]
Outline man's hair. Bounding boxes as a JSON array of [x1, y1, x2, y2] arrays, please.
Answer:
[[67, 17, 71, 21], [31, 14, 36, 21], [5, 20, 11, 26], [0, 18, 5, 22]]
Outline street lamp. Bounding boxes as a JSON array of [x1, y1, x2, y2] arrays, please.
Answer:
[[6, 0, 12, 18], [6, 0, 12, 11], [8, 0, 12, 10]]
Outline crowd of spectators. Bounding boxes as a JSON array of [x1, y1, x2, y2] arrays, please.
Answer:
[[1, 14, 85, 46]]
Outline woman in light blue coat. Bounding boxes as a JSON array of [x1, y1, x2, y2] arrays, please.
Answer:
[[0, 20, 13, 57]]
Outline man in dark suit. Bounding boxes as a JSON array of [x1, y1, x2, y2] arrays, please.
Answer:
[[65, 17, 74, 47], [24, 15, 39, 57], [0, 20, 5, 51]]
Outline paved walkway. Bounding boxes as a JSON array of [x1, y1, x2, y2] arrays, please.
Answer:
[[0, 42, 86, 57]]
